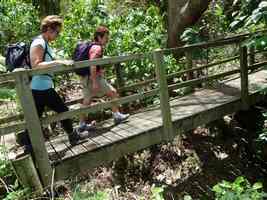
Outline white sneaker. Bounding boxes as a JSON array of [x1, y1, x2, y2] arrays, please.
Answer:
[[113, 112, 130, 124]]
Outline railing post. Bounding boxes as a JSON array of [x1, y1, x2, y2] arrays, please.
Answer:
[[153, 50, 174, 141], [240, 45, 250, 110], [248, 46, 255, 67], [115, 63, 125, 95], [185, 51, 194, 80], [15, 72, 52, 187]]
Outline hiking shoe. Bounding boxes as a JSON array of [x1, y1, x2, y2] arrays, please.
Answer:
[[68, 128, 81, 146], [113, 112, 130, 124], [78, 121, 97, 132]]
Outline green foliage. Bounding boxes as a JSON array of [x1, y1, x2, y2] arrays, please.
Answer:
[[0, 145, 12, 178], [180, 27, 208, 60], [229, 0, 262, 31], [212, 176, 267, 200], [3, 188, 30, 200], [0, 88, 16, 102], [55, 0, 109, 58], [205, 2, 230, 37], [225, 0, 267, 55], [150, 185, 165, 200], [57, 1, 165, 80], [0, 0, 39, 54], [244, 1, 267, 28], [72, 185, 109, 200]]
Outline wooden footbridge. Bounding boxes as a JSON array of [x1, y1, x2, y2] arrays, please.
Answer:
[[1, 31, 267, 189]]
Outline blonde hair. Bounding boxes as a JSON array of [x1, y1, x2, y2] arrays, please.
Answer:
[[40, 15, 63, 33]]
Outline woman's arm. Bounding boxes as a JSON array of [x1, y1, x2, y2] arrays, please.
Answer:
[[30, 45, 73, 69]]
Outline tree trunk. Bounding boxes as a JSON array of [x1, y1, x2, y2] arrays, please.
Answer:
[[167, 0, 211, 48], [33, 0, 61, 17]]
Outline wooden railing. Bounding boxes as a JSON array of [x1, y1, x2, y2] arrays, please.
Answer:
[[1, 30, 267, 186]]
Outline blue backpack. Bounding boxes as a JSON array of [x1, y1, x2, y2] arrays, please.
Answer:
[[72, 42, 96, 76]]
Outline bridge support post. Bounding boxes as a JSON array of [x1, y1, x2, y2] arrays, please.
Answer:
[[240, 45, 250, 110], [153, 50, 174, 141], [15, 72, 52, 187], [115, 63, 125, 95]]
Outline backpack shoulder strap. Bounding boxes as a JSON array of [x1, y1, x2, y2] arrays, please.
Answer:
[[88, 42, 103, 58], [43, 38, 54, 61], [31, 36, 54, 61]]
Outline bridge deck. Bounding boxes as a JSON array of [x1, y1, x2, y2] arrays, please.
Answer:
[[45, 69, 267, 180]]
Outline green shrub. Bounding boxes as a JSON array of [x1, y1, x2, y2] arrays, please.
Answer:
[[0, 0, 39, 54], [212, 176, 267, 200]]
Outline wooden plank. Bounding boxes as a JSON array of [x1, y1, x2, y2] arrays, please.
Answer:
[[14, 73, 52, 186], [29, 53, 152, 77], [117, 56, 239, 92], [0, 80, 15, 88], [249, 61, 267, 71], [162, 29, 267, 55], [0, 73, 15, 82], [11, 154, 43, 193], [162, 37, 244, 55], [0, 114, 24, 125], [54, 126, 164, 180], [153, 50, 173, 141], [47, 136, 70, 163], [168, 69, 240, 91], [240, 45, 249, 110], [0, 122, 26, 136]]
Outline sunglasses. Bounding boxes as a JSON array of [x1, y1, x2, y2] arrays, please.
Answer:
[[52, 29, 60, 35]]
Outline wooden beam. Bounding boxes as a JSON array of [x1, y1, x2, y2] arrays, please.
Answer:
[[0, 122, 26, 136], [118, 56, 239, 92], [249, 46, 255, 67], [240, 45, 249, 110], [153, 50, 174, 141], [249, 61, 267, 71], [29, 53, 151, 77], [14, 73, 52, 187], [168, 69, 240, 91], [11, 154, 43, 193]]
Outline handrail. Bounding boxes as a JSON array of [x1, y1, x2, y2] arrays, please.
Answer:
[[118, 55, 239, 92], [0, 58, 265, 130], [1, 31, 267, 137], [1, 29, 266, 83], [0, 52, 152, 82]]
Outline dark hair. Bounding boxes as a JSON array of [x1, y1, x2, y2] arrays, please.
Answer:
[[94, 26, 109, 42], [40, 15, 63, 33]]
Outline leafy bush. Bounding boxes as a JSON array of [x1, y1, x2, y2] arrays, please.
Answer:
[[72, 185, 109, 200], [0, 145, 12, 178], [3, 188, 30, 200], [212, 176, 267, 200], [58, 2, 166, 80], [0, 89, 16, 102], [0, 0, 39, 55]]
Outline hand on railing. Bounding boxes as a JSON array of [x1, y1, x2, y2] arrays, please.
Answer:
[[56, 60, 74, 66]]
